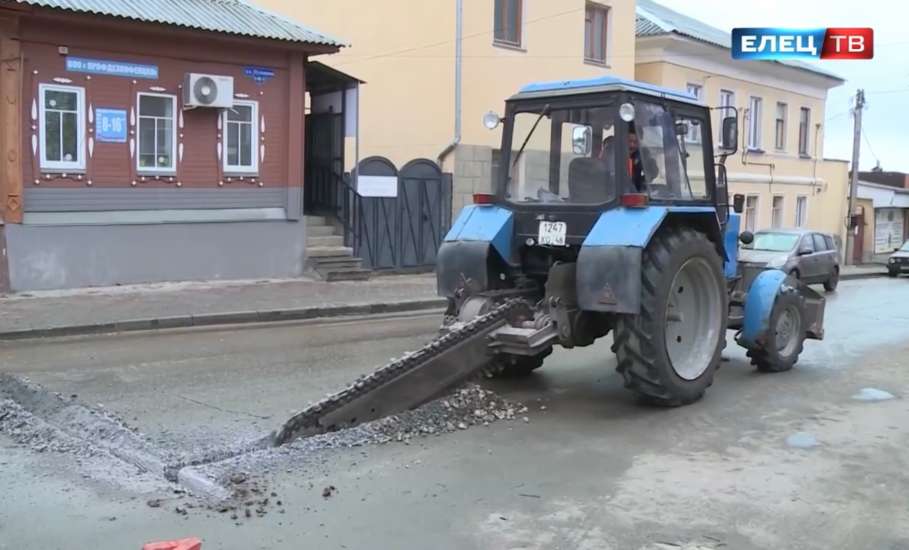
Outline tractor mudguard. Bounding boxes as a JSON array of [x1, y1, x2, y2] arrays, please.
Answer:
[[437, 205, 513, 297], [739, 270, 826, 350], [577, 206, 723, 313]]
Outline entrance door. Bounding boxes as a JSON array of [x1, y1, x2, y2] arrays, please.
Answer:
[[305, 112, 343, 215], [854, 209, 865, 264]]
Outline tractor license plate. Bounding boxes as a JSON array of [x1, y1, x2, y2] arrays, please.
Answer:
[[538, 221, 567, 246]]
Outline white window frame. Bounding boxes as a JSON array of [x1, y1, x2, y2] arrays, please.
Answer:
[[795, 195, 808, 227], [747, 96, 762, 150], [798, 107, 811, 156], [136, 92, 178, 174], [38, 83, 86, 171], [222, 100, 259, 174], [718, 89, 735, 144], [745, 194, 760, 232], [771, 195, 784, 228], [685, 83, 703, 143], [774, 102, 787, 151], [584, 3, 611, 66]]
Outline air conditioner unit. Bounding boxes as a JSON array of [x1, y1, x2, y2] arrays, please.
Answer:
[[182, 73, 234, 109]]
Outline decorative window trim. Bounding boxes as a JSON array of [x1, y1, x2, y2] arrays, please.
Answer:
[[222, 100, 259, 175], [136, 92, 178, 175], [38, 83, 86, 172]]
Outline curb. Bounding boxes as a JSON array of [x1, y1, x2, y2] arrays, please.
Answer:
[[0, 298, 447, 341], [840, 270, 888, 281]]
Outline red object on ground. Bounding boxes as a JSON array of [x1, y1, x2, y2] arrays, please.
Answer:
[[142, 538, 202, 550]]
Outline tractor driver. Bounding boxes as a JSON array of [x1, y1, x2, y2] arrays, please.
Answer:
[[627, 126, 658, 192]]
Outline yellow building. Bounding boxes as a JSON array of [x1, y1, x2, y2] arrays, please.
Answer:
[[255, 0, 637, 212], [635, 0, 850, 246]]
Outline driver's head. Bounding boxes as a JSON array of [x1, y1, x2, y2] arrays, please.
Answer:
[[627, 129, 639, 154]]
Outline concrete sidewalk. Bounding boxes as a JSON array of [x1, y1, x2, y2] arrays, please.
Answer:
[[0, 263, 890, 340], [0, 274, 443, 339]]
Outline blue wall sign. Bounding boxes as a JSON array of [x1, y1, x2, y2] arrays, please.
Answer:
[[244, 66, 275, 84], [95, 108, 128, 143], [66, 56, 158, 79]]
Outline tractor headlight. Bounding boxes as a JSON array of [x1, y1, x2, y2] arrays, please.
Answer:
[[890, 257, 897, 263], [619, 103, 636, 122], [766, 255, 788, 269]]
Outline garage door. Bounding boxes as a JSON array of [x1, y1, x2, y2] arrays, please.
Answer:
[[875, 208, 905, 253]]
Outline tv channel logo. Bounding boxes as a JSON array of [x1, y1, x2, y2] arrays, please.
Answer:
[[732, 28, 874, 60]]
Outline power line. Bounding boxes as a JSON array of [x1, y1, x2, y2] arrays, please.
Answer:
[[861, 127, 880, 165], [866, 88, 909, 95]]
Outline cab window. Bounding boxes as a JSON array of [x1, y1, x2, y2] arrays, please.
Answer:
[[631, 101, 710, 201]]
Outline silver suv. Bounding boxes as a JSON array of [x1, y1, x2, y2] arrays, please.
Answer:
[[739, 228, 840, 292]]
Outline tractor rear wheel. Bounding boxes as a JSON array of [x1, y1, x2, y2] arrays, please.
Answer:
[[612, 226, 728, 406]]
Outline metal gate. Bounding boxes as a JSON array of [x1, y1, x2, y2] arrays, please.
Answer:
[[338, 156, 452, 271]]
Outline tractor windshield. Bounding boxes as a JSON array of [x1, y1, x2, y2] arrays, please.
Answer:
[[506, 105, 618, 205]]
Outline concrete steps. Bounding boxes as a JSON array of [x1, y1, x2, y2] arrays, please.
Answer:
[[304, 215, 371, 282]]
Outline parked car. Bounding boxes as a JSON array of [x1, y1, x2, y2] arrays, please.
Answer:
[[887, 240, 909, 277], [738, 228, 840, 291]]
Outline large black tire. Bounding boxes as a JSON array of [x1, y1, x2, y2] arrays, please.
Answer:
[[823, 267, 839, 292], [483, 348, 552, 378], [611, 226, 728, 406], [888, 267, 899, 278], [746, 288, 806, 373]]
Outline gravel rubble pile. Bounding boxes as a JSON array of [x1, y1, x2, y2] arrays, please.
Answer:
[[0, 398, 99, 456], [286, 383, 529, 452]]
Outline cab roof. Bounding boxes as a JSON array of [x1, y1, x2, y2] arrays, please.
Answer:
[[511, 76, 701, 105]]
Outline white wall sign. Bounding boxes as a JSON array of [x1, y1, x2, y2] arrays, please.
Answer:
[[357, 175, 397, 197]]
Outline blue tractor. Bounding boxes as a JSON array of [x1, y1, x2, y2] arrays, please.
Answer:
[[274, 77, 826, 444]]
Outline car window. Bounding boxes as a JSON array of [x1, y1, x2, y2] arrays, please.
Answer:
[[800, 235, 815, 253], [812, 234, 827, 251], [824, 235, 835, 250]]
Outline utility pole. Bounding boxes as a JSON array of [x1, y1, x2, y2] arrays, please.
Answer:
[[844, 89, 865, 266]]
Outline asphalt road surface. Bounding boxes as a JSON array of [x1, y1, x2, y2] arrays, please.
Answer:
[[2, 277, 909, 549]]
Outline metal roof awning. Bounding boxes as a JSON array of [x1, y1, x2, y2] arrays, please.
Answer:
[[306, 61, 364, 95], [12, 0, 346, 47]]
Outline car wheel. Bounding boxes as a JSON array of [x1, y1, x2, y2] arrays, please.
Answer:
[[823, 267, 839, 292]]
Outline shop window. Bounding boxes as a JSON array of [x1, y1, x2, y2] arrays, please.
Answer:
[[39, 84, 85, 171], [223, 101, 258, 173], [137, 93, 177, 173]]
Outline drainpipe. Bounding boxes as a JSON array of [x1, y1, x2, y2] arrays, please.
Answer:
[[437, 0, 463, 165]]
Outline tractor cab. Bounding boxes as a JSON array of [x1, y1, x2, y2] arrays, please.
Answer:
[[482, 77, 738, 247]]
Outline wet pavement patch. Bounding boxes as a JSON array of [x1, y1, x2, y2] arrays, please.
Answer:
[[786, 431, 820, 449], [851, 387, 896, 402]]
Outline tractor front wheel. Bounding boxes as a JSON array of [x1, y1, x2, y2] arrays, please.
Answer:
[[612, 226, 728, 406], [746, 289, 806, 373]]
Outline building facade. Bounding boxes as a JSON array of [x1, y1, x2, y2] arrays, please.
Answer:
[[854, 171, 909, 263], [634, 0, 850, 248], [0, 1, 345, 291], [256, 0, 638, 213]]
